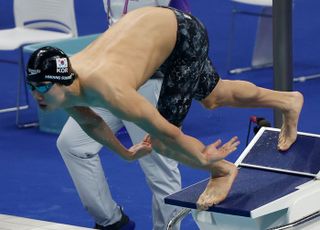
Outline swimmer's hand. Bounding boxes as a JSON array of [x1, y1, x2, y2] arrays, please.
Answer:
[[204, 136, 240, 163], [128, 135, 152, 160]]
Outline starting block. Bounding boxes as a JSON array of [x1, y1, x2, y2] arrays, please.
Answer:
[[165, 127, 320, 230]]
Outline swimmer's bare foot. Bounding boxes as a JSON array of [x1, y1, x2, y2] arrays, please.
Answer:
[[196, 160, 238, 210], [278, 92, 304, 151]]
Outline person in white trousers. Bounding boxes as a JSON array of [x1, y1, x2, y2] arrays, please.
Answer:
[[57, 1, 189, 229]]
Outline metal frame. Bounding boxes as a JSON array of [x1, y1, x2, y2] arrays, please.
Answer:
[[267, 210, 320, 230], [0, 46, 37, 127], [166, 208, 191, 230], [16, 46, 38, 128]]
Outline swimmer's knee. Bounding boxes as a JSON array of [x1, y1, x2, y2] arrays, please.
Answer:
[[200, 79, 228, 110], [201, 99, 219, 110], [56, 134, 73, 156], [57, 132, 64, 148], [57, 134, 97, 159]]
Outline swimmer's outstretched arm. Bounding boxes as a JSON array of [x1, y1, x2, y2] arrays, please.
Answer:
[[108, 89, 238, 166], [65, 106, 152, 161], [147, 135, 239, 168]]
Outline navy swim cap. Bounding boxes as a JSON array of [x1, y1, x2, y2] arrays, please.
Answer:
[[26, 46, 75, 86]]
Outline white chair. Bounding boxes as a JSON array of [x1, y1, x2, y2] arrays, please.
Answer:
[[103, 0, 170, 25], [0, 0, 78, 127], [228, 0, 273, 74], [228, 0, 320, 82]]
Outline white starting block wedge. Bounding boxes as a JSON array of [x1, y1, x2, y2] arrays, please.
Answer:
[[165, 127, 320, 230], [0, 214, 92, 230]]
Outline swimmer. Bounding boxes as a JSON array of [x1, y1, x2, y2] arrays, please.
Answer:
[[26, 6, 303, 211]]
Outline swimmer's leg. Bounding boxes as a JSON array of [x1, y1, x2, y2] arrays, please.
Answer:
[[201, 79, 304, 151]]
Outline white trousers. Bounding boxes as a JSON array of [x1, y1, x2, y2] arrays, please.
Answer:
[[57, 79, 181, 229]]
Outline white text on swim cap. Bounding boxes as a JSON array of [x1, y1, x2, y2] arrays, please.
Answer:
[[57, 68, 68, 73], [44, 74, 73, 80]]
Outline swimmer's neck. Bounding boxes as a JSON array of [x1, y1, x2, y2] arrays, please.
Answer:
[[61, 79, 91, 108]]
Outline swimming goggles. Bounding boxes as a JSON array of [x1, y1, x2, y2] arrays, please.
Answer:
[[27, 82, 54, 94]]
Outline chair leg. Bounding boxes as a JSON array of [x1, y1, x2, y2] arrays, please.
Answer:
[[227, 7, 237, 73], [251, 7, 273, 67], [293, 73, 320, 83], [0, 54, 30, 114], [15, 47, 38, 128], [228, 5, 273, 75], [0, 105, 29, 113], [229, 63, 273, 75]]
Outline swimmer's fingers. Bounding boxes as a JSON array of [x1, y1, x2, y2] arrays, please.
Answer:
[[211, 139, 222, 148], [143, 134, 152, 145], [128, 142, 152, 160], [221, 136, 240, 149], [204, 140, 227, 162], [206, 137, 240, 162], [217, 136, 240, 156], [130, 142, 152, 152]]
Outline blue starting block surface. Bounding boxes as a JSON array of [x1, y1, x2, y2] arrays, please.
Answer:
[[242, 129, 320, 174], [165, 128, 320, 217]]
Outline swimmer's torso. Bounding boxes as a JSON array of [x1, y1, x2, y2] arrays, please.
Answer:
[[70, 7, 177, 92]]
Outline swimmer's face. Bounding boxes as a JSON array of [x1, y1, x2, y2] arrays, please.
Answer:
[[28, 81, 65, 111]]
